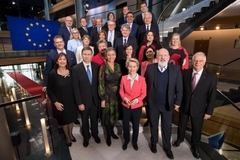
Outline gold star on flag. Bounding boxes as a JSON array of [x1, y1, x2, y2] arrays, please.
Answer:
[[36, 22, 39, 25], [26, 33, 29, 36], [33, 43, 36, 46], [39, 44, 42, 47], [46, 28, 49, 32], [26, 27, 30, 30], [47, 39, 50, 42], [44, 43, 47, 46], [30, 23, 33, 26], [48, 34, 51, 37], [42, 24, 45, 27], [28, 39, 31, 42]]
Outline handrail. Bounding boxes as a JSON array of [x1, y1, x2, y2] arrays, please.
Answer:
[[217, 89, 240, 112], [157, 0, 174, 24], [0, 94, 41, 108], [206, 62, 222, 66], [222, 57, 240, 66]]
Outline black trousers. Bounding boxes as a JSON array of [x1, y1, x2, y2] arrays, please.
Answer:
[[149, 106, 173, 150], [80, 104, 98, 140], [122, 106, 142, 144], [177, 111, 204, 148]]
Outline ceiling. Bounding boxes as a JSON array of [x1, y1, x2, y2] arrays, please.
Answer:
[[215, 0, 240, 18]]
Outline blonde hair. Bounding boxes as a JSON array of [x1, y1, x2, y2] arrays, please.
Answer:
[[70, 28, 81, 39], [169, 33, 181, 47], [126, 58, 140, 68]]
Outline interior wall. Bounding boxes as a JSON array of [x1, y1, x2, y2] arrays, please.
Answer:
[[182, 29, 240, 69]]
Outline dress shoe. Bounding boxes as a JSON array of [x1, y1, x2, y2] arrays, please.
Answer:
[[111, 133, 119, 139], [66, 142, 72, 147], [191, 147, 200, 159], [122, 142, 128, 150], [71, 136, 76, 142], [94, 136, 101, 144], [164, 149, 174, 159], [83, 139, 89, 147], [150, 143, 157, 153], [132, 143, 138, 151], [172, 140, 183, 147], [143, 120, 149, 127], [106, 136, 111, 146]]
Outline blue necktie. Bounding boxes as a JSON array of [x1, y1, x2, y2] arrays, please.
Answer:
[[86, 65, 92, 84]]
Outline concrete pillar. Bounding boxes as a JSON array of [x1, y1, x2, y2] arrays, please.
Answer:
[[44, 0, 50, 20], [75, 0, 85, 28]]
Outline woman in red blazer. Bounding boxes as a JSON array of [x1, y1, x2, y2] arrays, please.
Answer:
[[119, 58, 146, 151]]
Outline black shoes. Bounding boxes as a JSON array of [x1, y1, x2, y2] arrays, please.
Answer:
[[191, 147, 200, 159], [106, 136, 111, 146], [172, 140, 183, 147], [143, 120, 149, 127], [164, 149, 174, 159], [150, 143, 157, 153], [83, 139, 89, 147], [66, 142, 72, 147], [94, 136, 101, 144], [122, 142, 128, 150], [71, 136, 76, 142], [132, 143, 138, 151], [111, 133, 119, 139]]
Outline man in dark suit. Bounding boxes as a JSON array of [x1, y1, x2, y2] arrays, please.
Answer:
[[106, 20, 121, 46], [72, 46, 101, 147], [116, 5, 130, 27], [78, 17, 89, 38], [134, 1, 157, 26], [89, 16, 107, 47], [173, 52, 217, 159], [114, 23, 138, 63], [88, 17, 96, 37], [126, 12, 139, 38], [137, 12, 159, 45], [145, 48, 183, 159], [58, 16, 73, 49], [43, 35, 77, 92]]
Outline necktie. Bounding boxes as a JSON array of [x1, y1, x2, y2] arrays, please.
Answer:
[[123, 38, 127, 46], [97, 27, 100, 32], [109, 31, 113, 46], [86, 65, 92, 84], [191, 72, 198, 91], [124, 16, 126, 23], [146, 25, 149, 31], [84, 27, 88, 33]]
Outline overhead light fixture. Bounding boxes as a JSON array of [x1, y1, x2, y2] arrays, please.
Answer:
[[216, 26, 220, 30], [182, 8, 186, 11], [200, 26, 204, 31], [12, 2, 16, 4]]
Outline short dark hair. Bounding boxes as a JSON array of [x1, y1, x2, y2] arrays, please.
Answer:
[[82, 46, 93, 55], [53, 53, 70, 70], [126, 12, 134, 17], [107, 12, 115, 20], [141, 1, 147, 6]]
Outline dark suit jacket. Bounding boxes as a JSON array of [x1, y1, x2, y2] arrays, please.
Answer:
[[89, 26, 108, 46], [116, 16, 126, 26], [58, 26, 71, 48], [78, 27, 89, 38], [145, 63, 183, 111], [114, 36, 138, 63], [72, 62, 100, 108], [137, 23, 159, 45], [134, 12, 157, 26], [130, 23, 139, 38], [180, 69, 217, 117], [43, 50, 77, 86]]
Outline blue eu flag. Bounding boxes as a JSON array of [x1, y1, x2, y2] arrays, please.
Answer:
[[7, 16, 60, 50]]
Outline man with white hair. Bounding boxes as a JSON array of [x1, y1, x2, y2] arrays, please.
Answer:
[[145, 48, 183, 159], [58, 16, 73, 49], [173, 52, 217, 159]]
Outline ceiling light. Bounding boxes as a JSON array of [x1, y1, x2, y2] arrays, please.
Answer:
[[216, 26, 220, 30], [182, 8, 186, 11], [200, 26, 204, 30], [12, 2, 16, 4]]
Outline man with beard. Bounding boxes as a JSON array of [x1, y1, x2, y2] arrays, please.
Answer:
[[92, 39, 107, 66], [145, 48, 183, 159]]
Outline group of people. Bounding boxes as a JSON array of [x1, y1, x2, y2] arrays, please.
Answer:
[[43, 2, 217, 160]]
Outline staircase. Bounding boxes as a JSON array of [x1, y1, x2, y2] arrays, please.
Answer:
[[159, 0, 236, 47]]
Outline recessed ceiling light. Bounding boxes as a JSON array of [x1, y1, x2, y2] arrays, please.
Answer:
[[12, 2, 16, 5], [216, 26, 220, 30]]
